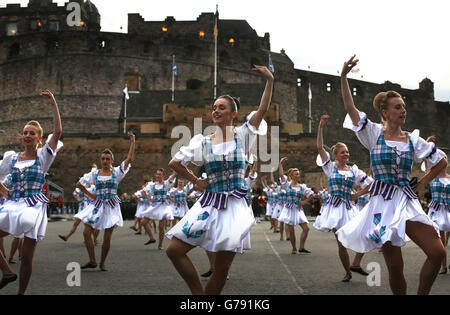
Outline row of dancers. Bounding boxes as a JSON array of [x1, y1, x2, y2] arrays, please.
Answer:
[[0, 59, 449, 295]]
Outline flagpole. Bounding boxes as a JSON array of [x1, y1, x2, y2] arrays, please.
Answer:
[[213, 4, 218, 99], [124, 91, 127, 134], [172, 54, 175, 102], [308, 83, 312, 133]]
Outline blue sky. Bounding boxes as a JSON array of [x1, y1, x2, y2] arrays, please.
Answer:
[[2, 0, 449, 102]]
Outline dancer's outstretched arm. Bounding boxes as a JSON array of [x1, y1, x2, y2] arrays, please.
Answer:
[[317, 115, 329, 163], [123, 132, 135, 171], [279, 157, 287, 181], [40, 90, 62, 151], [248, 66, 274, 130], [340, 55, 360, 126]]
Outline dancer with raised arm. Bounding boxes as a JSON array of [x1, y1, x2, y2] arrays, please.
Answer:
[[278, 157, 314, 254], [336, 55, 447, 294], [74, 132, 135, 271], [315, 114, 373, 282], [0, 90, 62, 294], [166, 65, 273, 295], [422, 137, 450, 275]]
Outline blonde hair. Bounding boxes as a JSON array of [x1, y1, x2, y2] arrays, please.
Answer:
[[373, 91, 402, 124], [331, 142, 348, 158], [25, 120, 43, 137], [287, 168, 300, 180]]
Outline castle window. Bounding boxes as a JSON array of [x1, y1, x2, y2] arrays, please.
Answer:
[[199, 30, 205, 38], [125, 74, 141, 91], [186, 79, 203, 90], [297, 78, 302, 87], [353, 87, 358, 96], [48, 21, 60, 32], [228, 38, 236, 47], [326, 82, 332, 92], [162, 26, 168, 32], [30, 19, 43, 30], [7, 23, 18, 36], [8, 43, 20, 58]]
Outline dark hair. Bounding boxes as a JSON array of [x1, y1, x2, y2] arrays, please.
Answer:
[[156, 168, 166, 174], [101, 149, 114, 160], [217, 95, 240, 112]]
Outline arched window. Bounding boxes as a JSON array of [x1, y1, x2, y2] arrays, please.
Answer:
[[297, 77, 302, 87], [326, 82, 332, 92]]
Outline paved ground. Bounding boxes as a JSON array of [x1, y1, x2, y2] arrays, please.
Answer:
[[1, 217, 449, 295]]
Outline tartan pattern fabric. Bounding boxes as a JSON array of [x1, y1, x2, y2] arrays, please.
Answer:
[[357, 194, 370, 207], [95, 171, 119, 200], [152, 182, 169, 203], [328, 166, 355, 201], [203, 135, 246, 193], [319, 190, 330, 203], [370, 133, 414, 187], [11, 153, 46, 199], [285, 184, 304, 207], [171, 188, 188, 205], [430, 177, 450, 205], [266, 189, 276, 203]]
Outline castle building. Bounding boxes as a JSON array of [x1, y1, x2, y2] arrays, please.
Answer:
[[1, 1, 448, 199]]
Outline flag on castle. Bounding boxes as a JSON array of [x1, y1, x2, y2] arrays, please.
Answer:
[[172, 57, 178, 76], [269, 54, 275, 73], [123, 85, 129, 100]]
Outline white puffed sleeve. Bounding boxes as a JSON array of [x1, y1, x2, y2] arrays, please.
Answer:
[[351, 165, 374, 189], [173, 134, 205, 167], [79, 169, 96, 188], [279, 175, 288, 189], [114, 161, 131, 183], [142, 182, 154, 196], [0, 151, 16, 178], [235, 111, 268, 155], [410, 131, 446, 168], [316, 152, 335, 178], [343, 111, 382, 151], [37, 133, 64, 173], [300, 184, 314, 198]]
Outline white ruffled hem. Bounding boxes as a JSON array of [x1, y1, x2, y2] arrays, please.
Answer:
[[428, 206, 450, 232], [0, 199, 48, 242], [74, 202, 123, 230], [336, 191, 440, 253], [141, 203, 174, 221], [166, 197, 255, 253], [278, 206, 308, 226], [313, 202, 357, 232]]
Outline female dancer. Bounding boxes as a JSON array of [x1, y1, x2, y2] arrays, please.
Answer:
[[422, 139, 449, 274], [170, 179, 193, 227], [166, 65, 273, 295], [315, 114, 373, 282], [0, 90, 62, 294], [59, 165, 99, 243], [278, 158, 314, 254], [74, 132, 135, 271], [140, 169, 177, 249], [261, 175, 279, 232], [131, 181, 152, 235], [336, 55, 447, 294]]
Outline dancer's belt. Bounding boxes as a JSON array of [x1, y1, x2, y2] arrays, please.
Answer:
[[428, 200, 450, 212], [94, 196, 121, 208], [284, 203, 302, 210], [199, 188, 248, 210], [325, 195, 353, 210], [369, 179, 417, 201], [9, 192, 49, 207]]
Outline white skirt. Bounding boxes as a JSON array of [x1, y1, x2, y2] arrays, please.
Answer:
[[166, 196, 255, 253], [141, 202, 174, 221], [0, 199, 48, 242], [278, 205, 308, 226], [265, 202, 275, 217], [74, 201, 123, 230], [313, 201, 357, 232], [172, 203, 189, 218], [135, 202, 149, 219], [271, 203, 284, 220], [428, 204, 450, 232], [336, 190, 440, 253]]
